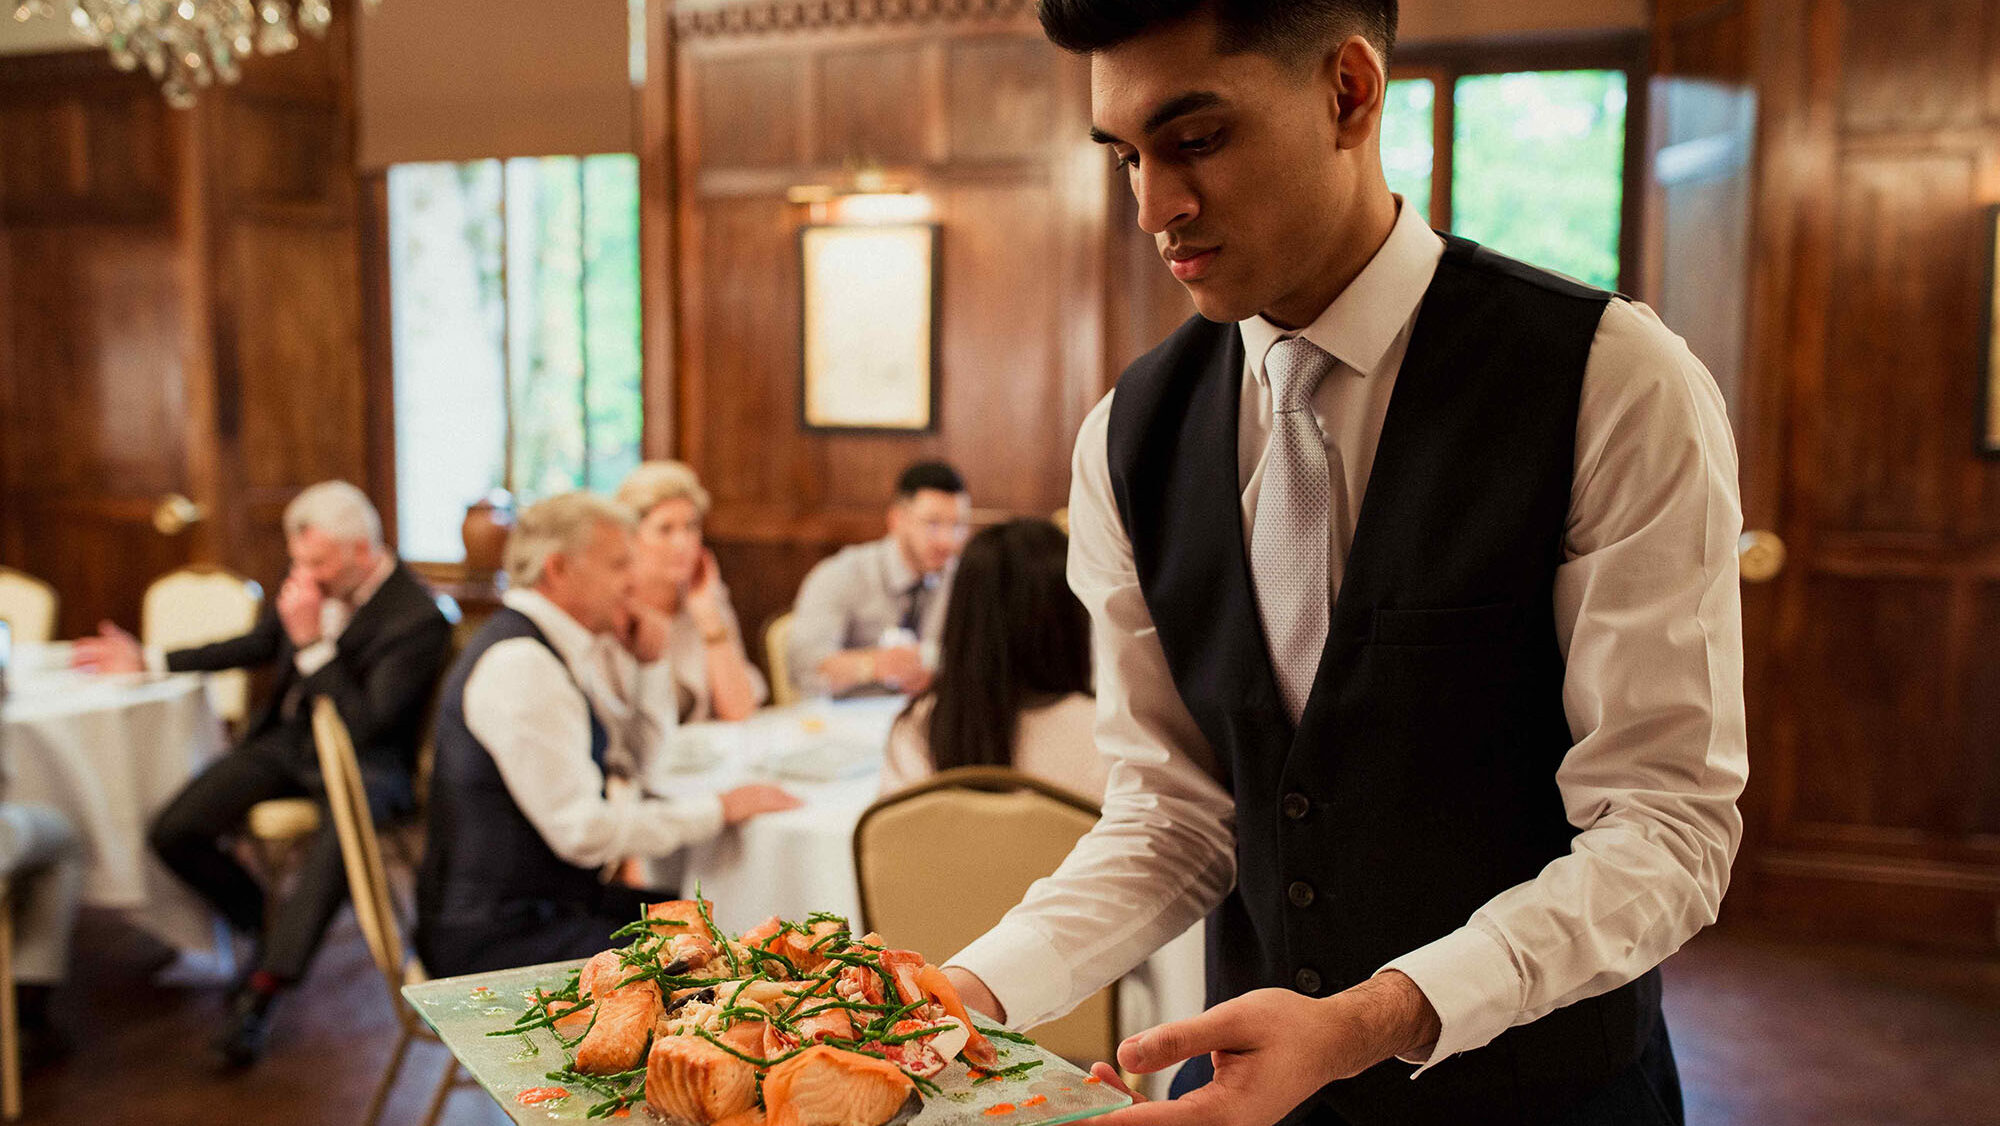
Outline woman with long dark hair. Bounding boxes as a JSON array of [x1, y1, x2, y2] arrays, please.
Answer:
[[879, 518, 1103, 799]]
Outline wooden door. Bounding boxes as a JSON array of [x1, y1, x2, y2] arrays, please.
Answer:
[[0, 57, 206, 639], [1653, 0, 2000, 951]]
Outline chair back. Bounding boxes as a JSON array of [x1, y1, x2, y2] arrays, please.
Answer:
[[143, 567, 263, 726], [765, 611, 798, 708], [0, 568, 57, 646], [854, 767, 1113, 1063], [310, 697, 409, 1006]]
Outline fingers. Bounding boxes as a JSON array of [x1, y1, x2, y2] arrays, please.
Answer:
[[1090, 1062, 1146, 1103], [1118, 1008, 1240, 1075], [1088, 1088, 1225, 1126]]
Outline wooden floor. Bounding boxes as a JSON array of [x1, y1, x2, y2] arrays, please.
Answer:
[[12, 911, 1999, 1125]]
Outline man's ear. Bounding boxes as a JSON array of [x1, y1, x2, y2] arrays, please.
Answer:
[[1325, 35, 1387, 150]]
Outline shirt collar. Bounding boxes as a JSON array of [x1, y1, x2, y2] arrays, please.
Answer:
[[1239, 196, 1445, 386], [501, 587, 602, 675], [879, 534, 923, 593], [345, 553, 397, 611]]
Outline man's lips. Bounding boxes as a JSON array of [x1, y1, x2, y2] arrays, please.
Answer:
[[1165, 246, 1218, 281]]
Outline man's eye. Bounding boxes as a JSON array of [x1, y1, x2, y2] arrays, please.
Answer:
[[1113, 151, 1139, 171], [1180, 130, 1222, 154]]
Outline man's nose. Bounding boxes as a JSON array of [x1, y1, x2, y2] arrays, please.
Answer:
[[1134, 165, 1197, 236]]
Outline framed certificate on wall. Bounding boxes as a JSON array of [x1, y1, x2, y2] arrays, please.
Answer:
[[799, 223, 940, 433]]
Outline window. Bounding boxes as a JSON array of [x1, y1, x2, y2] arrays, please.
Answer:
[[387, 154, 643, 564], [1383, 47, 1638, 293]]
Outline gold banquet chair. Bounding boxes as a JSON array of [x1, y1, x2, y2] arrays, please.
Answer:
[[0, 567, 57, 647], [142, 565, 264, 730], [853, 767, 1118, 1065], [142, 567, 318, 908], [310, 698, 473, 1126], [765, 610, 799, 708]]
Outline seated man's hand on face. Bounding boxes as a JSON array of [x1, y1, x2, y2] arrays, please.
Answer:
[[718, 784, 802, 826], [276, 569, 325, 648], [70, 620, 144, 674]]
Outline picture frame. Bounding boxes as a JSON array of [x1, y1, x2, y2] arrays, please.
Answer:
[[1981, 204, 2000, 457], [798, 223, 941, 433]]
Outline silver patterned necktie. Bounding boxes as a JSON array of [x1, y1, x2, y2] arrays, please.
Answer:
[[1250, 336, 1338, 725]]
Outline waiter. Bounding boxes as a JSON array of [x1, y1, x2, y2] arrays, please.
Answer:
[[943, 3, 1746, 1125]]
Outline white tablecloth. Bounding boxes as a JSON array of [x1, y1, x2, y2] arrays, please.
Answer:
[[662, 698, 1206, 1092], [2, 643, 231, 960]]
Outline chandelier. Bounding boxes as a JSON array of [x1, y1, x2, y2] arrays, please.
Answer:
[[9, 1, 376, 109]]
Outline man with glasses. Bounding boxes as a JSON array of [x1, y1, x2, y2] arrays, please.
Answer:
[[786, 461, 971, 697]]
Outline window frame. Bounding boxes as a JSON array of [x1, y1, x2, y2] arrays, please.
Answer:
[[369, 152, 646, 568], [1391, 30, 1651, 294]]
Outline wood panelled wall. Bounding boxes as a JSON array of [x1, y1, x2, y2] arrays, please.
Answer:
[[0, 7, 375, 638], [1656, 0, 2000, 949], [664, 0, 1121, 650]]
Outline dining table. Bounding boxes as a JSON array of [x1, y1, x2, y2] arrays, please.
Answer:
[[1, 641, 236, 979], [655, 696, 1207, 1096]]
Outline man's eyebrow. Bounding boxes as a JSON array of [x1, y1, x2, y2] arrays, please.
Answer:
[[1088, 91, 1228, 146]]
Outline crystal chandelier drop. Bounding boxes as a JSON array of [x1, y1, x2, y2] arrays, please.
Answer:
[[9, 0, 376, 109]]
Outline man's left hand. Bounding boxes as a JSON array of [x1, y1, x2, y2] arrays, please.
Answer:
[[1087, 972, 1440, 1126]]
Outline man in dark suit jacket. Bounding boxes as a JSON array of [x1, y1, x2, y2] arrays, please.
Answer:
[[75, 481, 453, 1069]]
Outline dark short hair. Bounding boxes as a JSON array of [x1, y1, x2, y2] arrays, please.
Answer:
[[1039, 0, 1397, 64], [895, 460, 967, 500]]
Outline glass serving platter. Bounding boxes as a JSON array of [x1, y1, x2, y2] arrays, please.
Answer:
[[405, 960, 1132, 1126]]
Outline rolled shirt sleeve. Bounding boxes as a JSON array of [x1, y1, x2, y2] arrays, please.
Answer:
[[1383, 299, 1747, 1072]]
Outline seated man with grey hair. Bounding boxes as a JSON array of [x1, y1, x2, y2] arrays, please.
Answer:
[[72, 480, 453, 1069], [415, 492, 798, 978]]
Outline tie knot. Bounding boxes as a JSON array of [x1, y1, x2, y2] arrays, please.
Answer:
[[1265, 336, 1335, 414]]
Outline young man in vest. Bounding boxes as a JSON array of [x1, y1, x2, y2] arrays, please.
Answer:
[[942, 4, 1747, 1125], [416, 493, 797, 977]]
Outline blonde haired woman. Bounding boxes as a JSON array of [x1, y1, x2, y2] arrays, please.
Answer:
[[616, 461, 767, 721]]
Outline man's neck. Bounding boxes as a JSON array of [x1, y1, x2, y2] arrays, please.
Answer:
[[1261, 187, 1400, 331]]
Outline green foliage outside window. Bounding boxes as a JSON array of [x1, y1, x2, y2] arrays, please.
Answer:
[[1451, 71, 1627, 290]]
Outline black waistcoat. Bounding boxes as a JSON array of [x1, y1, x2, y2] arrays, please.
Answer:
[[417, 608, 610, 936], [1106, 236, 1660, 1126]]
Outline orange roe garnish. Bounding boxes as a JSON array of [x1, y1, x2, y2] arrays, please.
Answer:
[[1084, 1076, 1103, 1085], [984, 1104, 1019, 1117], [1023, 1095, 1048, 1107], [516, 1087, 569, 1106]]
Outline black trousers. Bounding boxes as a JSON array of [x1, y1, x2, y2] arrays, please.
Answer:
[[417, 884, 670, 980], [148, 726, 408, 982], [1169, 1008, 1684, 1126]]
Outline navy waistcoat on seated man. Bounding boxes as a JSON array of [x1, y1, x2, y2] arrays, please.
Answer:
[[415, 606, 609, 967], [1107, 235, 1661, 1126]]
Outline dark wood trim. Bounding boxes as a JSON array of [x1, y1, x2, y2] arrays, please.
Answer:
[[1395, 28, 1651, 76], [674, 0, 1034, 38], [640, 0, 680, 461], [359, 171, 398, 547]]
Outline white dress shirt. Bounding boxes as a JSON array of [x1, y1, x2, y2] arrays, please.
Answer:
[[950, 198, 1748, 1075], [786, 535, 953, 696], [459, 588, 724, 871]]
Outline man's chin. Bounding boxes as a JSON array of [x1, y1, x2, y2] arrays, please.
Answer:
[[1183, 281, 1260, 325]]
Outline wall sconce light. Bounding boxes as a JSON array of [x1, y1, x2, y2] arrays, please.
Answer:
[[787, 166, 934, 226]]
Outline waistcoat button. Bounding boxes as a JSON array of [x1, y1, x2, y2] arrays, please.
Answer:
[[1294, 968, 1323, 995], [1287, 881, 1316, 908], [1282, 793, 1311, 820]]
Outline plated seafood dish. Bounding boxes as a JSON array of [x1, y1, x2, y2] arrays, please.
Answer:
[[483, 898, 1051, 1124]]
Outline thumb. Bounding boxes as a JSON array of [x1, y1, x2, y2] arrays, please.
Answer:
[[1117, 1008, 1239, 1075]]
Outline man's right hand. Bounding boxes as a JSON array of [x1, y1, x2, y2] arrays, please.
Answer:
[[70, 621, 144, 674], [718, 784, 802, 826], [872, 645, 927, 691]]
